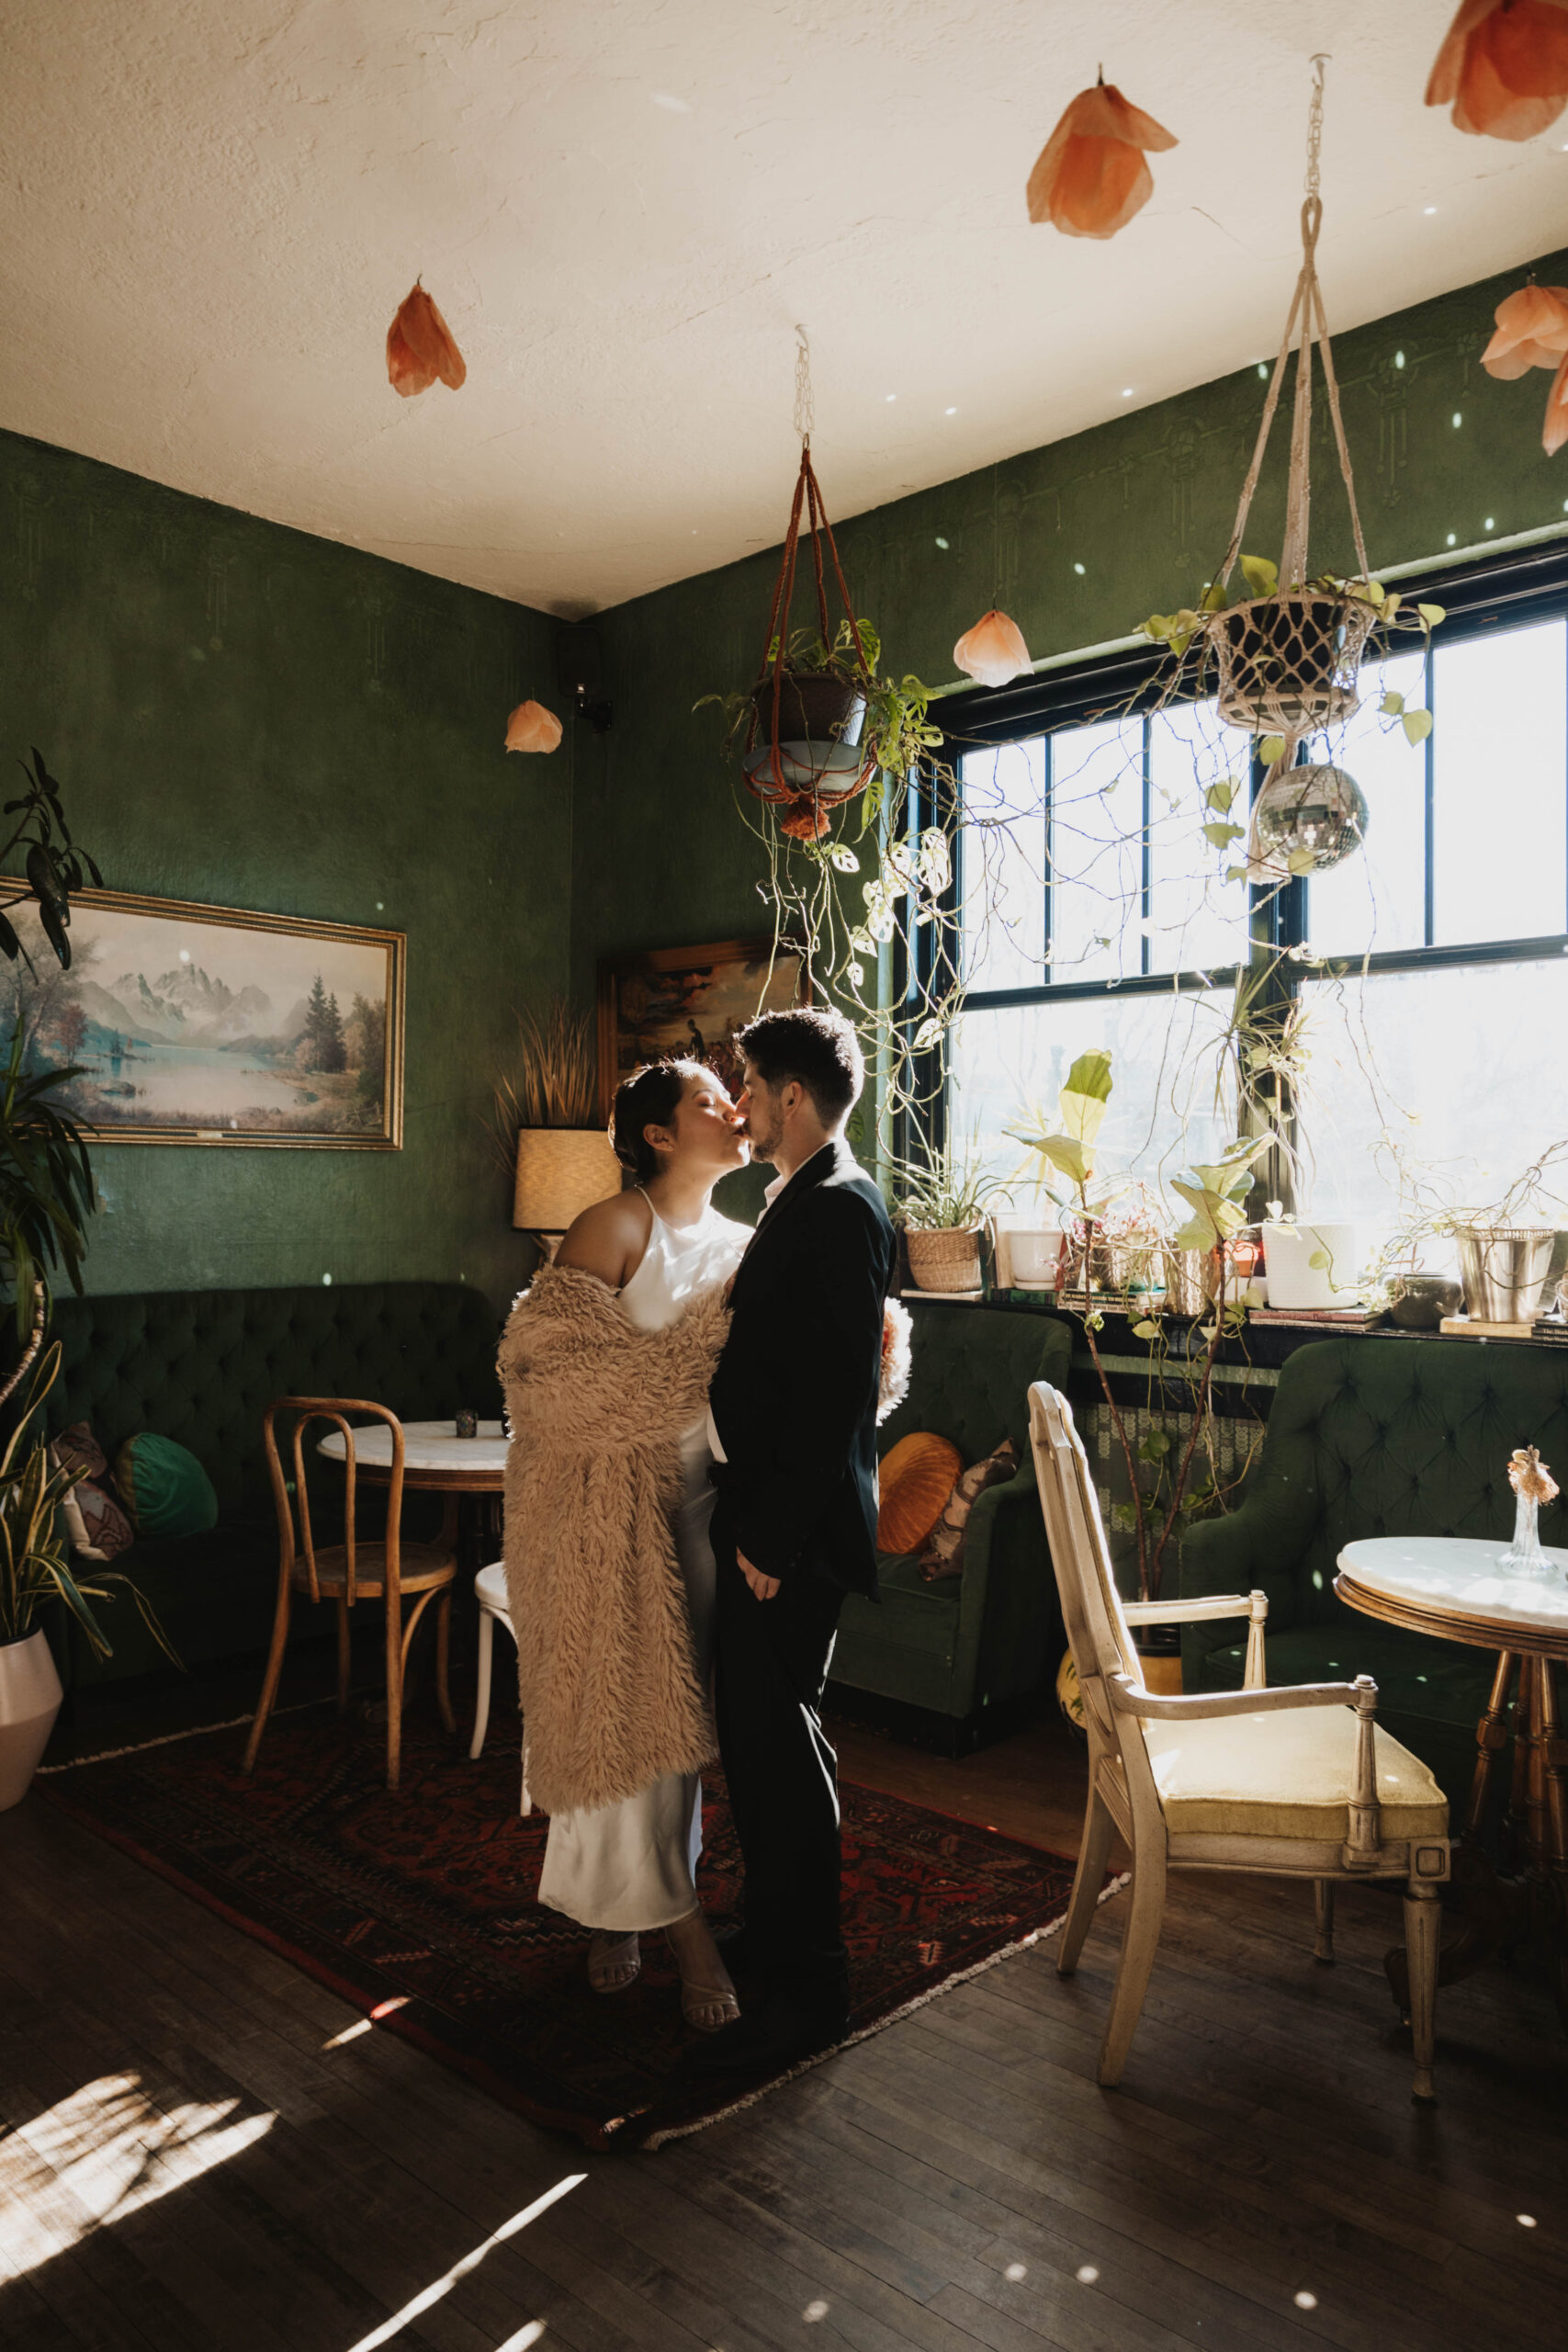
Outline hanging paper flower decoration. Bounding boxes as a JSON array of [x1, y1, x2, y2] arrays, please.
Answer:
[[953, 609, 1032, 687], [504, 701, 563, 753], [1026, 81, 1178, 239], [387, 283, 468, 398], [1426, 0, 1568, 141], [1482, 281, 1568, 375]]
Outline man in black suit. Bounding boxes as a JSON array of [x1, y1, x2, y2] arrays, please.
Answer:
[[695, 1006, 897, 2075]]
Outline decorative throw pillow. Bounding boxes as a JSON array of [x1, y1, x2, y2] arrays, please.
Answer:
[[919, 1438, 1017, 1582], [51, 1421, 136, 1562], [114, 1432, 220, 1540], [876, 1432, 962, 1556]]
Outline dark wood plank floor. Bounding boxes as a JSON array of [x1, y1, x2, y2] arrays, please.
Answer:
[[3, 1701, 1563, 2352]]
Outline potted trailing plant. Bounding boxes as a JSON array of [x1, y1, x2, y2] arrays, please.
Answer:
[[890, 1138, 1009, 1295]]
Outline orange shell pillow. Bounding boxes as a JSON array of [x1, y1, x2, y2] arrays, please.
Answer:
[[877, 1433, 963, 1557]]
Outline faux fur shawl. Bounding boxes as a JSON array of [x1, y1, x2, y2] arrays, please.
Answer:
[[498, 1261, 728, 1817]]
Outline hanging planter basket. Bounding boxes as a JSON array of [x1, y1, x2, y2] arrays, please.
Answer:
[[1199, 63, 1377, 758], [1213, 590, 1377, 733], [742, 439, 878, 819], [743, 670, 867, 800]]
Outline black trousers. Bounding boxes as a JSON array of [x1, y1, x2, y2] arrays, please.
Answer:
[[712, 1510, 849, 2013]]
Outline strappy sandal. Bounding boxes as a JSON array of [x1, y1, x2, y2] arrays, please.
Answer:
[[587, 1930, 641, 1994], [664, 1907, 740, 2031], [681, 1975, 741, 2034]]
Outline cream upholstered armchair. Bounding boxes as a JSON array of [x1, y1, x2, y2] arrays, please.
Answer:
[[1029, 1383, 1450, 2100]]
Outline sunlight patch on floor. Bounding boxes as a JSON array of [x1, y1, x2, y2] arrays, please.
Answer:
[[0, 2071, 276, 2274], [343, 2173, 585, 2352]]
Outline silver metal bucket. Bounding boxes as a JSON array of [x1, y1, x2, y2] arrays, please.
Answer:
[[1454, 1226, 1557, 1323]]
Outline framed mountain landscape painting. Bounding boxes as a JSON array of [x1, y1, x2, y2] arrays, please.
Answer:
[[0, 888, 404, 1148]]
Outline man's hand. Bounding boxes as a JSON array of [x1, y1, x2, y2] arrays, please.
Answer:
[[738, 1550, 780, 1601]]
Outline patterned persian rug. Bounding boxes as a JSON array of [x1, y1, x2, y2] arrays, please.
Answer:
[[40, 1709, 1090, 2150]]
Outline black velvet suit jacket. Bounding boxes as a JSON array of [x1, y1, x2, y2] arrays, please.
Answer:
[[708, 1138, 897, 1600]]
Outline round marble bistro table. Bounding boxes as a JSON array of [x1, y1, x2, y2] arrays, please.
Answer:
[[317, 1419, 509, 1492], [1337, 1535, 1568, 2023]]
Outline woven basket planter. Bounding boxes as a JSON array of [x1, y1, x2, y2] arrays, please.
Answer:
[[904, 1226, 984, 1295], [1211, 593, 1376, 733]]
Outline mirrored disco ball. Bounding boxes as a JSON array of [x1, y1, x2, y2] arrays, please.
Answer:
[[1253, 762, 1368, 873]]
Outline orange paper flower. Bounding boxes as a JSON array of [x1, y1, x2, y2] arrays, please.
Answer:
[[1026, 81, 1177, 239], [1545, 350, 1568, 452], [953, 609, 1032, 687], [387, 282, 467, 398], [1427, 0, 1568, 141], [1483, 281, 1568, 376], [504, 701, 563, 753]]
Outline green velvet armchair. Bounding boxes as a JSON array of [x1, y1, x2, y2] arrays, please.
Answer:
[[830, 1302, 1074, 1747], [1179, 1335, 1568, 1806]]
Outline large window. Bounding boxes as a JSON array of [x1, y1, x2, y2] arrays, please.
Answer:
[[942, 548, 1568, 1263]]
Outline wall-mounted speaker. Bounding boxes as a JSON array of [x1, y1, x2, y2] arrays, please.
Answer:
[[556, 624, 612, 731]]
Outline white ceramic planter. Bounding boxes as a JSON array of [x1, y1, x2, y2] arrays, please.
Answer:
[[0, 1629, 63, 1811], [1264, 1221, 1359, 1309]]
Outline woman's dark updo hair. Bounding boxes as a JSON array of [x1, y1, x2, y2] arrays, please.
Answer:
[[610, 1058, 705, 1185]]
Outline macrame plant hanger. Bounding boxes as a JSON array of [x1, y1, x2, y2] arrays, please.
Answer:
[[1207, 56, 1376, 772], [746, 330, 876, 832]]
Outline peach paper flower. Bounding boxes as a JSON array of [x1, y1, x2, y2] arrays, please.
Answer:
[[504, 701, 563, 753], [1427, 0, 1568, 141], [387, 283, 467, 398], [953, 609, 1032, 688], [1026, 81, 1177, 240], [1482, 281, 1568, 377]]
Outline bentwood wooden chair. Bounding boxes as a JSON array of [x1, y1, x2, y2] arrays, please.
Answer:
[[244, 1398, 457, 1792], [1028, 1382, 1451, 2100]]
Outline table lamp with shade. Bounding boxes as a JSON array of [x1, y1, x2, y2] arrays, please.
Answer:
[[513, 1126, 622, 1257]]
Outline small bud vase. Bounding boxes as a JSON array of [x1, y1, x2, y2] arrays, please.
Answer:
[[1500, 1490, 1548, 1577]]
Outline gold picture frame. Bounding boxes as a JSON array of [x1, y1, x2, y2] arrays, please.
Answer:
[[0, 885, 405, 1149], [596, 933, 810, 1122]]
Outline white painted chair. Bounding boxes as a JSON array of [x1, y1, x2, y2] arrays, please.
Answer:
[[470, 1561, 528, 1814], [1028, 1382, 1450, 2100]]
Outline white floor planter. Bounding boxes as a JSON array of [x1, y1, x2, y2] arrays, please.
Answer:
[[0, 1629, 63, 1811]]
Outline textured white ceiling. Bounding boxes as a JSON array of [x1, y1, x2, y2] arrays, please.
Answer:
[[2, 1, 1566, 614]]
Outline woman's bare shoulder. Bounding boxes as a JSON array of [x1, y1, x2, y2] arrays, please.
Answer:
[[553, 1188, 650, 1286]]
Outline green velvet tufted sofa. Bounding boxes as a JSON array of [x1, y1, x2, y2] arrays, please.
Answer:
[[43, 1282, 504, 1689], [829, 1302, 1074, 1747], [1179, 1335, 1568, 1808]]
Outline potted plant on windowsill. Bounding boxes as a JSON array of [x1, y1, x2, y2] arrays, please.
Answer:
[[890, 1140, 1010, 1295]]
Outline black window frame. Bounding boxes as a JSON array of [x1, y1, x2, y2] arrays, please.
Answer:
[[922, 538, 1568, 1185]]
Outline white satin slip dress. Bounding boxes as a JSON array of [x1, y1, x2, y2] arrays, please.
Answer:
[[536, 1193, 748, 1934]]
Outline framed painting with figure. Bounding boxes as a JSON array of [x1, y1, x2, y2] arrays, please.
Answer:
[[0, 887, 404, 1148], [596, 935, 810, 1120]]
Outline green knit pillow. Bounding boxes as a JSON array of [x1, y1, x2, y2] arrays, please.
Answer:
[[114, 1433, 220, 1540]]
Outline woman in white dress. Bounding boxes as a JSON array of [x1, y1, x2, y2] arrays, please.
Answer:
[[530, 1060, 750, 2028]]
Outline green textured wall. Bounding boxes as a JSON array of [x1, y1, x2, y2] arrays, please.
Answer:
[[575, 244, 1568, 982], [0, 429, 565, 1313]]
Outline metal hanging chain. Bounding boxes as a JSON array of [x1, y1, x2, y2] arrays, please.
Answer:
[[793, 324, 815, 447]]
